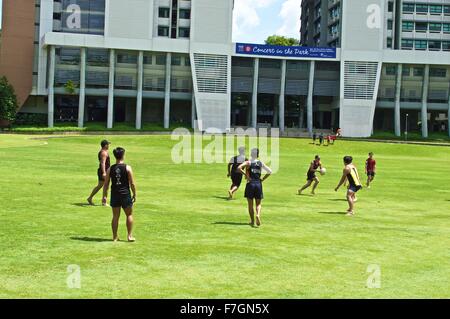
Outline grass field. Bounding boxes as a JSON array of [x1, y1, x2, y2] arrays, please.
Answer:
[[1, 134, 449, 298]]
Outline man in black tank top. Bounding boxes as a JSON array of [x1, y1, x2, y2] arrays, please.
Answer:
[[227, 146, 247, 200], [298, 155, 322, 195], [102, 147, 137, 242], [87, 140, 110, 205], [238, 148, 272, 227]]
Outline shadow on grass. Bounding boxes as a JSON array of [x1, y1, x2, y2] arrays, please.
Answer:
[[317, 211, 347, 215], [70, 236, 111, 242], [212, 222, 251, 226], [72, 202, 94, 207], [212, 196, 231, 201], [328, 199, 348, 202]]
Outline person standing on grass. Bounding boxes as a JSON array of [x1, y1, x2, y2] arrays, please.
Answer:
[[365, 152, 377, 188], [319, 133, 324, 146], [238, 148, 272, 227], [312, 132, 317, 144], [227, 146, 247, 200], [335, 156, 362, 216], [298, 155, 322, 195], [102, 147, 137, 242], [87, 140, 111, 206]]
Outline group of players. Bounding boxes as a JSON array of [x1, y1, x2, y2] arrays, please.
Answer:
[[86, 139, 376, 241]]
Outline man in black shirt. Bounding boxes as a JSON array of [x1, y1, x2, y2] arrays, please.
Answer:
[[102, 147, 137, 242], [227, 146, 247, 200]]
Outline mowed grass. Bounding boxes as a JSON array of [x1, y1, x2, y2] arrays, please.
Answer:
[[0, 134, 449, 299]]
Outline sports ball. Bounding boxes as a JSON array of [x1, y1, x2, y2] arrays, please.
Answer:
[[320, 167, 327, 175]]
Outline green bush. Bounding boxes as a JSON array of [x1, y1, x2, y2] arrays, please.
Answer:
[[0, 76, 19, 122], [13, 113, 47, 126]]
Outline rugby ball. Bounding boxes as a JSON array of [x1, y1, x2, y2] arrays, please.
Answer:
[[320, 167, 327, 175]]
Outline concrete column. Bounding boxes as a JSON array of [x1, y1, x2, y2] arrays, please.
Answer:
[[394, 63, 402, 136], [279, 60, 286, 133], [47, 46, 56, 128], [307, 61, 315, 135], [252, 58, 259, 128], [136, 51, 144, 129], [164, 52, 172, 129], [421, 64, 430, 138], [78, 48, 86, 128], [191, 93, 196, 129], [107, 49, 115, 129]]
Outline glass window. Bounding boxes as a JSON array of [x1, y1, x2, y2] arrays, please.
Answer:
[[158, 26, 169, 37], [445, 6, 450, 15], [155, 54, 167, 65], [442, 42, 450, 51], [387, 38, 393, 48], [386, 65, 397, 76], [402, 21, 414, 31], [143, 54, 152, 65], [117, 53, 137, 64], [55, 0, 106, 35], [171, 55, 182, 66], [430, 68, 447, 77], [403, 3, 415, 13], [159, 7, 170, 18], [402, 67, 410, 76], [415, 22, 427, 32], [416, 4, 428, 14], [429, 23, 442, 32], [387, 20, 393, 30], [413, 67, 424, 77], [429, 5, 442, 15], [414, 40, 427, 50], [179, 9, 191, 19], [443, 24, 450, 33], [87, 49, 109, 66], [178, 27, 190, 38], [428, 41, 441, 50], [402, 39, 414, 49], [388, 1, 394, 12]]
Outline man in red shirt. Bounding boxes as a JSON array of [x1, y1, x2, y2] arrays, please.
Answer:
[[365, 152, 377, 188]]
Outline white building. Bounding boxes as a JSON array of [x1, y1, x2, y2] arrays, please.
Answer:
[[1, 0, 450, 137]]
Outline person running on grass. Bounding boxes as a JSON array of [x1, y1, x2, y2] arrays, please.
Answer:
[[102, 147, 137, 242], [87, 140, 111, 205], [227, 146, 247, 200], [298, 155, 322, 195], [335, 156, 362, 216], [238, 148, 272, 227], [365, 152, 377, 188]]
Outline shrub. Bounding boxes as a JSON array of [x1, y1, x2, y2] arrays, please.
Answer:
[[0, 76, 19, 122]]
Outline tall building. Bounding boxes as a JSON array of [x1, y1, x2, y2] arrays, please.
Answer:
[[0, 0, 449, 138], [300, 0, 342, 48]]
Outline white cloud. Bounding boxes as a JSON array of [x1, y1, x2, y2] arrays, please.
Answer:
[[276, 0, 302, 39], [232, 0, 277, 42]]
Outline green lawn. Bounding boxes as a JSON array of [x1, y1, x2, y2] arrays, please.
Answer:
[[0, 134, 449, 298]]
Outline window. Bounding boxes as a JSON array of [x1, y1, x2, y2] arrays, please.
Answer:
[[155, 54, 166, 65], [429, 5, 442, 15], [388, 1, 394, 12], [179, 9, 191, 19], [387, 20, 393, 30], [87, 49, 109, 67], [143, 54, 152, 65], [414, 40, 427, 50], [386, 65, 397, 76], [430, 68, 447, 78], [178, 27, 190, 38], [403, 3, 415, 13], [443, 24, 450, 33], [428, 41, 441, 50], [171, 55, 182, 66], [117, 53, 137, 64], [445, 6, 450, 15], [415, 4, 428, 14], [443, 42, 450, 51], [413, 67, 424, 77], [158, 26, 169, 37], [401, 39, 414, 49], [54, 0, 106, 35], [415, 22, 427, 32], [402, 21, 414, 31], [159, 7, 170, 18], [402, 67, 410, 76], [429, 23, 442, 32], [387, 38, 393, 48]]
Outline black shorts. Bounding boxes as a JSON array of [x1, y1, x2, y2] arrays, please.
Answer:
[[367, 171, 376, 177], [231, 173, 243, 188], [110, 193, 133, 209], [307, 171, 317, 181], [97, 169, 105, 181], [245, 181, 263, 200], [348, 185, 362, 193]]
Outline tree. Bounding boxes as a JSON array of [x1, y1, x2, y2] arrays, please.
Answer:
[[265, 35, 300, 46], [64, 80, 77, 95], [0, 76, 19, 123]]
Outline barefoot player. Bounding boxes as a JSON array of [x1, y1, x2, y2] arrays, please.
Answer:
[[102, 147, 137, 242], [365, 152, 377, 188], [298, 155, 322, 195], [87, 140, 111, 205], [238, 148, 272, 227], [335, 156, 362, 216], [227, 146, 247, 199]]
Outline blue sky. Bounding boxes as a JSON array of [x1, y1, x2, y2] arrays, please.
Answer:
[[0, 0, 301, 43]]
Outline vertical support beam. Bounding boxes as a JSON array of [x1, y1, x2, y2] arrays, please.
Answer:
[[136, 51, 144, 129], [394, 63, 402, 136], [421, 64, 430, 138], [252, 58, 259, 128], [279, 60, 286, 133], [164, 52, 172, 129], [307, 60, 315, 135], [78, 47, 86, 128], [107, 49, 115, 129], [47, 46, 56, 128], [191, 93, 196, 129]]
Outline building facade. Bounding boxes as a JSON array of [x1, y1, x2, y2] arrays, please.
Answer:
[[0, 0, 449, 138]]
